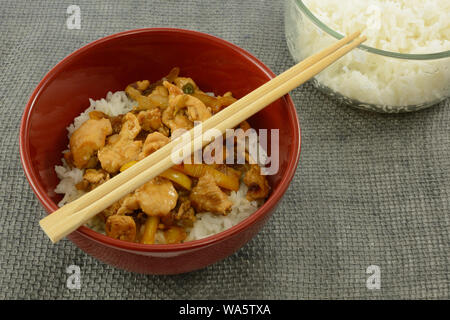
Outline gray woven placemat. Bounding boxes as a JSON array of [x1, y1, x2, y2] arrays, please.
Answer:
[[0, 0, 448, 300]]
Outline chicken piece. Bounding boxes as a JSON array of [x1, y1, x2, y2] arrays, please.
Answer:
[[101, 194, 138, 220], [175, 198, 195, 219], [83, 168, 109, 185], [147, 85, 169, 104], [176, 198, 196, 226], [69, 118, 112, 168], [162, 106, 194, 133], [126, 83, 169, 110], [157, 125, 170, 137], [116, 193, 140, 215], [243, 165, 270, 201], [160, 196, 195, 227], [119, 112, 141, 139], [98, 136, 142, 173], [184, 95, 212, 122], [139, 131, 170, 160], [165, 79, 184, 97], [164, 81, 212, 122], [101, 200, 122, 219], [135, 177, 178, 216], [76, 168, 109, 191], [137, 108, 163, 131], [189, 173, 233, 215], [105, 215, 136, 242], [161, 83, 193, 133], [98, 113, 142, 173], [162, 81, 214, 134], [104, 177, 179, 219]]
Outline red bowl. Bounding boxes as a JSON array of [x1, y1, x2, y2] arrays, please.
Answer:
[[19, 28, 301, 274]]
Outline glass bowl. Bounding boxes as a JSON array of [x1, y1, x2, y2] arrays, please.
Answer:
[[285, 0, 450, 113]]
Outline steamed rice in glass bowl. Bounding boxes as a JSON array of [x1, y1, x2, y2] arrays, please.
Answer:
[[285, 0, 450, 113]]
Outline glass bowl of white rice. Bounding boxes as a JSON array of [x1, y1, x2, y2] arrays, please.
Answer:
[[285, 0, 450, 113]]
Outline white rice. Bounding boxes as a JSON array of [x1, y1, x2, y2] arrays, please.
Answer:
[[54, 162, 84, 207], [67, 91, 135, 137], [54, 91, 262, 242], [286, 0, 450, 108]]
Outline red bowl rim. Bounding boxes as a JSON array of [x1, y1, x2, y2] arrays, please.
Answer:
[[19, 28, 301, 253]]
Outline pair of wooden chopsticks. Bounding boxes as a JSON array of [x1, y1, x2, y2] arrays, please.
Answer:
[[40, 31, 366, 243]]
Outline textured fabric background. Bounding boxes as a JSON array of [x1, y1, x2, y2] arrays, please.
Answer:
[[0, 0, 449, 300]]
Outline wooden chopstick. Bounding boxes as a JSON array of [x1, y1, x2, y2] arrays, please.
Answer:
[[40, 30, 361, 229], [40, 32, 366, 243]]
